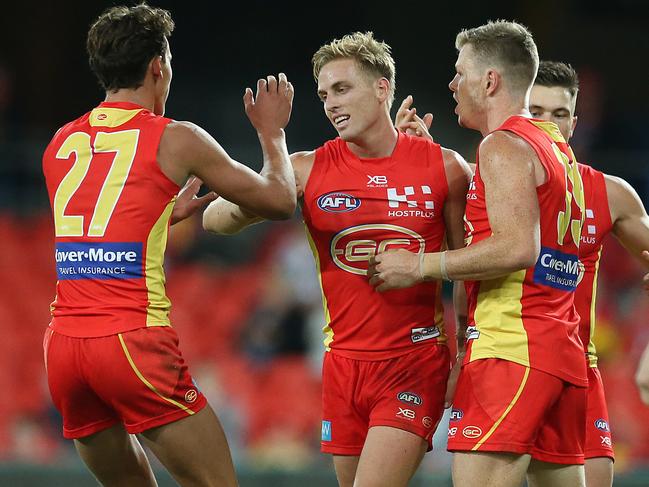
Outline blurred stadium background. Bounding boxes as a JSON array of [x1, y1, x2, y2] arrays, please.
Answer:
[[0, 0, 648, 485]]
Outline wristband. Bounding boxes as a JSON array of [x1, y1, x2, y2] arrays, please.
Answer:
[[440, 251, 451, 281]]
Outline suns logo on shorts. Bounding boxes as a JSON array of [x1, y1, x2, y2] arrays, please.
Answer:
[[184, 389, 198, 403], [462, 426, 482, 439]]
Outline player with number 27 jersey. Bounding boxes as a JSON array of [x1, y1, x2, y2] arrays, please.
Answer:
[[43, 101, 178, 338]]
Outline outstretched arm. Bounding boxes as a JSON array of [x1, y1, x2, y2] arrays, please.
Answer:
[[202, 151, 315, 234], [370, 132, 540, 291], [159, 74, 297, 221]]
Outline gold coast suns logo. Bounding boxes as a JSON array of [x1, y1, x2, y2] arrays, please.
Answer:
[[330, 224, 425, 275]]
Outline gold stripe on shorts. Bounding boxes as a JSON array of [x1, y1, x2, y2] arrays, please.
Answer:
[[118, 333, 194, 415]]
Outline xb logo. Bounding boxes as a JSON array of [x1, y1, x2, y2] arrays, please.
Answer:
[[330, 224, 425, 275], [367, 175, 388, 186]]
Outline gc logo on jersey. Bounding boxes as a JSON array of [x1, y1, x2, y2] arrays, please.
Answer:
[[317, 192, 361, 213], [330, 224, 425, 275]]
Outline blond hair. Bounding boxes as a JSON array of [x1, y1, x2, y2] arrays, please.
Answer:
[[456, 20, 539, 93], [312, 31, 396, 106]]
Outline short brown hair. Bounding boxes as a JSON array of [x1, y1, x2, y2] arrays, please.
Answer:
[[312, 31, 396, 106], [456, 20, 539, 93], [87, 3, 174, 92], [535, 60, 579, 98]]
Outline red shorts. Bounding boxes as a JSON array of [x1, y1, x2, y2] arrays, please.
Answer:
[[447, 358, 586, 465], [321, 345, 450, 455], [44, 326, 206, 439], [585, 366, 614, 460]]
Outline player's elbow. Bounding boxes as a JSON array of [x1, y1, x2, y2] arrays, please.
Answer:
[[263, 194, 297, 220]]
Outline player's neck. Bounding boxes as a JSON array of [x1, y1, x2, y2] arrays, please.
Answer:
[[104, 88, 155, 112], [345, 115, 398, 159], [481, 95, 531, 135]]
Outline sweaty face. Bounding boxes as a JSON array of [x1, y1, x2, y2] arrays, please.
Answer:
[[448, 45, 484, 130], [154, 39, 173, 116], [317, 58, 385, 142], [529, 85, 577, 142]]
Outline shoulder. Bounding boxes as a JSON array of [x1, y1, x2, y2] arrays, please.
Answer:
[[604, 173, 642, 208], [441, 147, 472, 183]]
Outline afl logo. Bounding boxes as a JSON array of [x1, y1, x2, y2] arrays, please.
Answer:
[[594, 419, 610, 432], [185, 389, 198, 403], [330, 224, 425, 276], [317, 192, 361, 213]]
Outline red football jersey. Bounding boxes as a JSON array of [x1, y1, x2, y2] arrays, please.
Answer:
[[302, 132, 449, 360], [42, 101, 179, 338], [575, 163, 613, 367], [463, 116, 587, 386]]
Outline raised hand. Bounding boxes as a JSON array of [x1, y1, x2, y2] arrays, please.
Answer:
[[170, 176, 217, 225], [394, 95, 434, 141], [243, 73, 294, 136]]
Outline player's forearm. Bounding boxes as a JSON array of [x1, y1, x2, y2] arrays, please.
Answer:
[[202, 198, 264, 235], [453, 281, 468, 355], [257, 130, 297, 218], [421, 234, 538, 281]]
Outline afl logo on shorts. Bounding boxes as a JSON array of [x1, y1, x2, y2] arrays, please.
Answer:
[[594, 419, 610, 432], [330, 224, 425, 276], [317, 192, 361, 213], [184, 389, 198, 404], [462, 426, 482, 439]]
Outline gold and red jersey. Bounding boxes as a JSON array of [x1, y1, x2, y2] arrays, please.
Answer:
[[302, 133, 449, 360], [42, 101, 179, 338], [575, 163, 613, 368], [463, 116, 587, 386]]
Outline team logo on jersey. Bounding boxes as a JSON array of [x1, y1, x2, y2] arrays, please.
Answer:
[[397, 392, 423, 406], [330, 224, 425, 275], [317, 192, 361, 213], [321, 420, 332, 441], [533, 246, 584, 291], [410, 326, 440, 343], [594, 419, 610, 432], [55, 242, 143, 280]]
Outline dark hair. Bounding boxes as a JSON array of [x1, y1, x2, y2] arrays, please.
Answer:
[[535, 61, 579, 98], [456, 20, 539, 93], [87, 4, 174, 92]]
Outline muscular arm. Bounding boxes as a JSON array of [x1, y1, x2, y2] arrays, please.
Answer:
[[202, 151, 315, 234], [369, 132, 541, 290], [606, 174, 649, 268], [159, 75, 296, 221]]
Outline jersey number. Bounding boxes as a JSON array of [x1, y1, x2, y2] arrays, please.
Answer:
[[53, 130, 139, 237], [551, 143, 585, 246]]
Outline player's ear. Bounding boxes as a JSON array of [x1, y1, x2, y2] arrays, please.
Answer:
[[151, 55, 164, 80], [376, 78, 390, 104], [484, 69, 499, 96], [570, 115, 578, 139]]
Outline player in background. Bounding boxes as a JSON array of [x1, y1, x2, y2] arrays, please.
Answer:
[[369, 21, 588, 486], [42, 4, 295, 487], [530, 60, 649, 487], [203, 31, 471, 487]]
